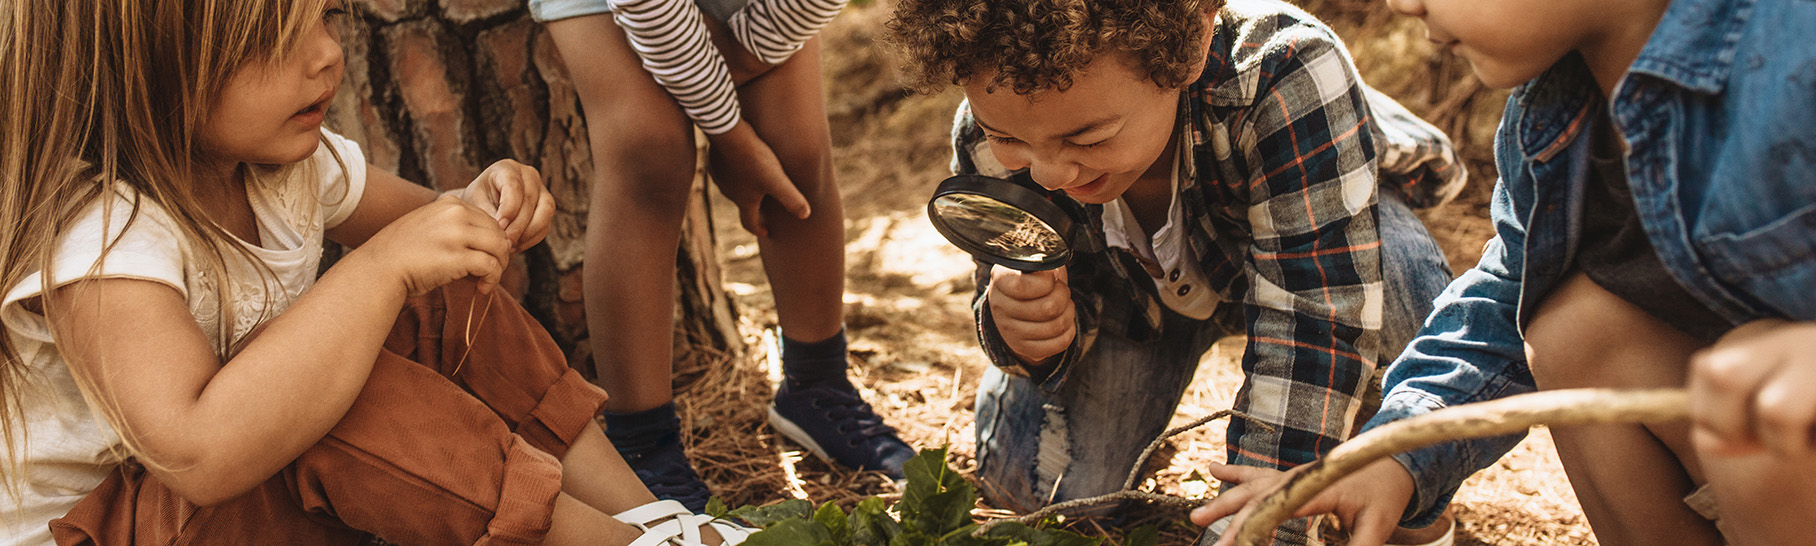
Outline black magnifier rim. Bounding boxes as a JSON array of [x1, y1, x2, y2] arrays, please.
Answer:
[[927, 174, 1075, 272]]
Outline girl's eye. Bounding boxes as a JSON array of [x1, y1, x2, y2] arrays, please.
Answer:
[[324, 6, 348, 18]]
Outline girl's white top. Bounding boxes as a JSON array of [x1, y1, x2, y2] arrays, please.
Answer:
[[0, 131, 369, 545]]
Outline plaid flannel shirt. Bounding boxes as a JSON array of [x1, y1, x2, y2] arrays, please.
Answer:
[[955, 0, 1465, 469]]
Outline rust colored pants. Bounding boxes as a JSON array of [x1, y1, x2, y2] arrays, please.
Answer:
[[49, 282, 610, 546]]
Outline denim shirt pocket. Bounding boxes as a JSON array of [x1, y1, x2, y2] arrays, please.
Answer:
[[1696, 202, 1816, 319]]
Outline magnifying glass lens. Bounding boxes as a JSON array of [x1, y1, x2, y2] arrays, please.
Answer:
[[926, 174, 1076, 272], [930, 194, 1067, 261]]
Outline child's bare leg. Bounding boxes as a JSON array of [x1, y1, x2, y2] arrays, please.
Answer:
[[731, 38, 914, 474], [561, 423, 660, 512], [544, 15, 697, 414], [735, 37, 844, 343], [1524, 273, 1721, 546], [547, 493, 645, 546]]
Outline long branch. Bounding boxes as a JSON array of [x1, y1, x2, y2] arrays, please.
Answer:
[[1231, 388, 1690, 546]]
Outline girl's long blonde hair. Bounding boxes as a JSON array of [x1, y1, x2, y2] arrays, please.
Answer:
[[0, 0, 330, 498]]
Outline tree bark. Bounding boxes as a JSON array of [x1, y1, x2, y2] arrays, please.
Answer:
[[330, 0, 745, 381]]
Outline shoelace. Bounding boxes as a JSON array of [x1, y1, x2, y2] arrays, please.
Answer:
[[792, 382, 900, 445]]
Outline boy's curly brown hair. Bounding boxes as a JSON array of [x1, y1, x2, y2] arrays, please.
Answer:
[[885, 0, 1221, 95]]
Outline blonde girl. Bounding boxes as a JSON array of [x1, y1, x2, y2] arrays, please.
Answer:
[[0, 1, 748, 544]]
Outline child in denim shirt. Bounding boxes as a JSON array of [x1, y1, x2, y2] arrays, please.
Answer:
[[1197, 0, 1816, 545]]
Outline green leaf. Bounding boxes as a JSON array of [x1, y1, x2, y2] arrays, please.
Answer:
[[850, 497, 902, 546], [705, 497, 729, 519], [742, 517, 836, 546], [1122, 525, 1158, 546], [907, 489, 975, 536], [728, 498, 815, 528], [899, 448, 970, 519], [978, 522, 1102, 546], [816, 501, 852, 543], [889, 529, 940, 546], [935, 524, 1007, 546]]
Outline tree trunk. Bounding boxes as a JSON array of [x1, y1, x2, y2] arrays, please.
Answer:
[[330, 0, 745, 381]]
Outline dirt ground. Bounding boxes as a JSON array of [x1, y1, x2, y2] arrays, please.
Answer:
[[672, 2, 1600, 544]]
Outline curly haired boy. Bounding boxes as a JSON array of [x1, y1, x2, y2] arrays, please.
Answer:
[[889, 0, 1467, 544]]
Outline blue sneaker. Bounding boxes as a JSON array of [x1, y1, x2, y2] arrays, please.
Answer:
[[768, 378, 916, 479], [615, 431, 712, 512]]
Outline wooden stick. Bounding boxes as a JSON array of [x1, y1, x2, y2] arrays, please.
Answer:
[[1231, 388, 1690, 546]]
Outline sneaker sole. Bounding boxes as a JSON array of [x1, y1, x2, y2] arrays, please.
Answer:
[[767, 405, 840, 467]]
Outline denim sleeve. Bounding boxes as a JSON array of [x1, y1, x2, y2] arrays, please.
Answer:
[[1360, 175, 1540, 528]]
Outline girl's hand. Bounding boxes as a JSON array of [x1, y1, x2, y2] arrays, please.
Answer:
[[1690, 319, 1816, 458], [454, 159, 554, 253], [986, 265, 1076, 365], [355, 194, 513, 297], [705, 121, 811, 238], [1192, 460, 1415, 546]]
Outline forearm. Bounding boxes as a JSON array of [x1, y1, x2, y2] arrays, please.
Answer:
[[155, 253, 408, 504], [726, 0, 847, 65], [1359, 253, 1537, 524], [612, 0, 741, 134]]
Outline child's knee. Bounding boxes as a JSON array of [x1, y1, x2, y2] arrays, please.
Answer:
[[587, 118, 695, 181], [1525, 274, 1700, 390]]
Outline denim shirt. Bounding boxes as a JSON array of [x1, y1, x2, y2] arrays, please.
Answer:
[[1362, 0, 1816, 526]]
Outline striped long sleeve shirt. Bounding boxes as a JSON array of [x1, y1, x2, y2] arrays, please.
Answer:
[[610, 0, 846, 135]]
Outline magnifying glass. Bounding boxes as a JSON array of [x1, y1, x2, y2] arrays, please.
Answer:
[[926, 173, 1079, 272]]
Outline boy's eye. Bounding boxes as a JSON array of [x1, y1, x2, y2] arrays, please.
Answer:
[[1071, 140, 1106, 149], [984, 134, 1021, 145]]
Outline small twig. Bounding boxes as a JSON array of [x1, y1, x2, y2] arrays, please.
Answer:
[[1123, 410, 1274, 491], [973, 491, 1202, 536], [1231, 388, 1690, 546], [974, 409, 1269, 537]]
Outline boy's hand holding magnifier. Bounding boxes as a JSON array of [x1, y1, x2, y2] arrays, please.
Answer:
[[928, 172, 1082, 367]]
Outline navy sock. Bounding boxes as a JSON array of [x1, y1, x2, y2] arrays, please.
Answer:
[[601, 402, 681, 453], [779, 328, 850, 385]]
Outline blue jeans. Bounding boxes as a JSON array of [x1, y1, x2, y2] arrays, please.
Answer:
[[972, 190, 1451, 541]]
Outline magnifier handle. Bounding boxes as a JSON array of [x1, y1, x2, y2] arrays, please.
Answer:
[[986, 265, 1077, 364]]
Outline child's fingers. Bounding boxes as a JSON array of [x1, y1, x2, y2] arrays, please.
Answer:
[[766, 181, 811, 220], [465, 233, 511, 293], [516, 191, 556, 252], [1752, 358, 1816, 456], [1191, 491, 1252, 528], [990, 266, 1061, 300], [493, 179, 524, 236], [1208, 504, 1258, 546], [739, 203, 769, 238], [1205, 462, 1278, 485], [1341, 505, 1399, 546], [1191, 465, 1271, 525], [996, 314, 1074, 360], [1691, 345, 1776, 453]]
